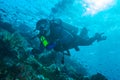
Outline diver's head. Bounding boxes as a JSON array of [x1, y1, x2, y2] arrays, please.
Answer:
[[36, 19, 50, 30], [36, 19, 50, 35]]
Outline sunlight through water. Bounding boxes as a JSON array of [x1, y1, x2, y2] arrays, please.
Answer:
[[83, 0, 115, 15]]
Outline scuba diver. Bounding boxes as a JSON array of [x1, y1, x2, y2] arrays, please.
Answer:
[[33, 18, 106, 63]]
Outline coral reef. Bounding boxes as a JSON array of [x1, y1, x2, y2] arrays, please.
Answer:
[[90, 73, 108, 80], [0, 21, 108, 80], [0, 21, 15, 33]]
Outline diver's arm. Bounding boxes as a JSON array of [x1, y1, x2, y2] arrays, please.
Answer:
[[86, 37, 97, 45], [78, 33, 107, 46], [77, 38, 96, 46]]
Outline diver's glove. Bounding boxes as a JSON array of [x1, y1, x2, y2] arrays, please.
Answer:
[[95, 33, 107, 42]]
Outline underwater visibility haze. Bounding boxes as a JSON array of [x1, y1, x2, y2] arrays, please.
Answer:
[[0, 0, 120, 80]]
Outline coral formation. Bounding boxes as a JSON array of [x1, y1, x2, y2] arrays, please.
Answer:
[[0, 21, 108, 80]]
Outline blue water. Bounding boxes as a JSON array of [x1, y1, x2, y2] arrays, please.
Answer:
[[0, 0, 120, 80]]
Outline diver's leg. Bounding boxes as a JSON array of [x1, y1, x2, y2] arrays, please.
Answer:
[[63, 50, 71, 56], [95, 33, 107, 42], [74, 46, 80, 51], [61, 52, 65, 64]]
